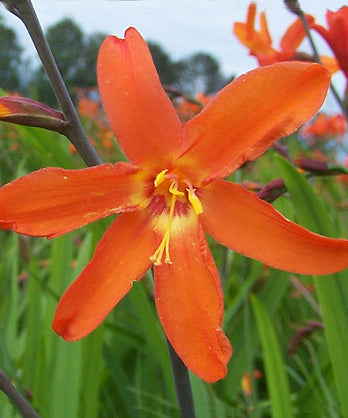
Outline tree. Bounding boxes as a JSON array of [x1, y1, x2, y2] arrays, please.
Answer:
[[31, 18, 85, 105], [175, 52, 225, 95], [77, 32, 107, 87], [46, 18, 85, 86], [147, 41, 179, 85], [29, 17, 227, 105], [0, 13, 23, 91], [31, 18, 106, 105]]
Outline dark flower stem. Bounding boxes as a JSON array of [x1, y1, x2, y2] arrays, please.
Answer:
[[166, 338, 197, 418], [0, 369, 40, 418], [1, 0, 102, 167]]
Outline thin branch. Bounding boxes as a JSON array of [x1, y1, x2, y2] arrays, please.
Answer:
[[0, 370, 40, 418], [1, 0, 102, 167]]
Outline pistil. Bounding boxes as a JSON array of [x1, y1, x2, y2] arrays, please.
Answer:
[[150, 180, 179, 265]]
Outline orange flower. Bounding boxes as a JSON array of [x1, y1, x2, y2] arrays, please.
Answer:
[[175, 92, 212, 123], [0, 28, 346, 383], [311, 7, 348, 82], [234, 3, 338, 72], [77, 96, 99, 118], [301, 113, 346, 139]]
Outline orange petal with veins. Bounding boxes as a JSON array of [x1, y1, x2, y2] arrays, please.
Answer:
[[97, 28, 184, 169], [175, 62, 330, 185], [200, 180, 348, 275], [154, 214, 231, 382], [0, 162, 151, 238], [53, 210, 156, 341], [280, 16, 314, 56]]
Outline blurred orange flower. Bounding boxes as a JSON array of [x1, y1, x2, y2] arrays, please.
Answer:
[[311, 7, 348, 83], [175, 92, 212, 123], [301, 113, 346, 139], [78, 96, 99, 118], [234, 3, 338, 73]]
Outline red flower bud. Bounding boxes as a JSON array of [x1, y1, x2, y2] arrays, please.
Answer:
[[0, 96, 65, 133]]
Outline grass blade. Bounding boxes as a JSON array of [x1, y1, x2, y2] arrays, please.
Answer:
[[251, 294, 293, 418], [277, 155, 348, 417]]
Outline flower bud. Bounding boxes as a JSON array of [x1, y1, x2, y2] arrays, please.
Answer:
[[0, 96, 65, 133]]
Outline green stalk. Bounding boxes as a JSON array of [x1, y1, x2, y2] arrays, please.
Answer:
[[277, 155, 348, 417]]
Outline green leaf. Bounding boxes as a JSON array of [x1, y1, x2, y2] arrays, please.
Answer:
[[220, 267, 289, 399], [276, 155, 335, 237], [251, 295, 293, 418], [277, 155, 348, 417]]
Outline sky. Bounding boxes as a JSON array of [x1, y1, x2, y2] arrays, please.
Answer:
[[0, 0, 346, 110]]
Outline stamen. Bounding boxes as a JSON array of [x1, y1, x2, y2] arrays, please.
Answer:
[[150, 171, 203, 265], [184, 181, 203, 215], [154, 169, 168, 187]]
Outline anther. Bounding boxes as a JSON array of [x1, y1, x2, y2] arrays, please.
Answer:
[[150, 171, 203, 266], [184, 180, 203, 215], [154, 169, 168, 187], [187, 188, 203, 214], [169, 180, 184, 197]]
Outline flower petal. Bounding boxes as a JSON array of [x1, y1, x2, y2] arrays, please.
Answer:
[[154, 214, 232, 382], [175, 62, 330, 185], [97, 28, 184, 168], [280, 16, 314, 56], [53, 210, 156, 341], [312, 8, 348, 77], [259, 11, 272, 46], [200, 180, 348, 275], [319, 55, 340, 75], [233, 4, 273, 54], [0, 162, 152, 238]]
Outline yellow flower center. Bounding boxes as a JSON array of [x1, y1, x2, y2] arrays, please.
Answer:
[[149, 169, 203, 266]]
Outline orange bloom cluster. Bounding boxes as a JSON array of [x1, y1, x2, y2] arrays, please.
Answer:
[[174, 92, 212, 123], [234, 3, 338, 73], [77, 96, 99, 118], [301, 113, 346, 139], [74, 88, 118, 157], [1, 28, 348, 383]]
